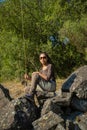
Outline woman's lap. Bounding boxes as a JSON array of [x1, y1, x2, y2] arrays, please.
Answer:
[[38, 78, 56, 92]]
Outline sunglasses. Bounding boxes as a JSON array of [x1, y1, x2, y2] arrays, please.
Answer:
[[40, 56, 46, 60]]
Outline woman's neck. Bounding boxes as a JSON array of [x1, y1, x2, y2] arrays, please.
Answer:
[[42, 63, 49, 67]]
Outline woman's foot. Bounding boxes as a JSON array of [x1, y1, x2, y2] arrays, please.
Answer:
[[24, 94, 34, 102]]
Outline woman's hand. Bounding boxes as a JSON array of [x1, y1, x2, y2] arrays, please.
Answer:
[[32, 72, 39, 75], [24, 73, 31, 80]]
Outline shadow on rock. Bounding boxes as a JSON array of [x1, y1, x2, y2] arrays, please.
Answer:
[[62, 73, 76, 92], [0, 97, 39, 130], [0, 84, 13, 101]]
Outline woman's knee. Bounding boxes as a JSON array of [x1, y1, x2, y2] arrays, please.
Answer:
[[24, 87, 30, 94], [32, 73, 39, 80]]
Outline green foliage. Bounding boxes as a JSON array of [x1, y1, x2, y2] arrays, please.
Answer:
[[51, 44, 85, 77], [0, 0, 87, 81], [0, 30, 24, 81], [59, 15, 87, 54]]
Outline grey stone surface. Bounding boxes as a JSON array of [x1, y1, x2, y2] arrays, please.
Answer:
[[36, 90, 55, 100], [0, 97, 38, 130], [62, 66, 87, 92], [52, 95, 71, 106], [75, 112, 87, 130], [78, 122, 87, 130], [61, 92, 72, 99], [55, 124, 65, 130], [33, 111, 64, 130], [65, 120, 81, 130], [41, 98, 62, 116], [36, 90, 56, 107], [41, 92, 72, 116], [71, 96, 87, 112], [74, 80, 87, 99]]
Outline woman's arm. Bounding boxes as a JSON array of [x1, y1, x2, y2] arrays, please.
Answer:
[[24, 64, 53, 81], [35, 64, 53, 81], [32, 72, 48, 80], [39, 72, 48, 80]]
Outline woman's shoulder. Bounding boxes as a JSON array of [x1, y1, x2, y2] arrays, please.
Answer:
[[47, 64, 55, 72], [47, 64, 53, 68]]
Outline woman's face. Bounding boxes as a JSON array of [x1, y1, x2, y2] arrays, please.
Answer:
[[39, 54, 48, 65]]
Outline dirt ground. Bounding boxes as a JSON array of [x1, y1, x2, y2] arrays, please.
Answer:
[[1, 79, 65, 99]]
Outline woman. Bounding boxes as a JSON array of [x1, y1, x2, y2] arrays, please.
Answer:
[[24, 52, 56, 101]]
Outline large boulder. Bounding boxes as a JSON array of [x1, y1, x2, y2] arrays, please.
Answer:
[[62, 65, 87, 94], [33, 111, 64, 130], [41, 98, 62, 116], [61, 66, 87, 112], [0, 97, 39, 130], [41, 94, 72, 116]]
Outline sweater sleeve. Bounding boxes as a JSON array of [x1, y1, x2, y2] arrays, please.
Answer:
[[46, 64, 53, 80]]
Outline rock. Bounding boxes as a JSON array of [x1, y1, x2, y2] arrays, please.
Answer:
[[62, 73, 76, 92], [62, 92, 72, 99], [52, 94, 72, 106], [55, 123, 65, 130], [75, 113, 87, 130], [33, 111, 64, 130], [0, 84, 13, 109], [41, 99, 62, 116], [1, 66, 87, 130], [74, 80, 87, 99], [41, 91, 72, 116], [78, 122, 87, 130], [64, 111, 83, 121], [71, 96, 87, 112], [36, 90, 55, 100], [62, 66, 87, 93], [36, 90, 56, 107], [55, 89, 62, 97], [65, 120, 81, 130], [0, 97, 39, 130]]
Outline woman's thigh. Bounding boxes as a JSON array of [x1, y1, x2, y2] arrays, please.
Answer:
[[38, 79, 56, 92]]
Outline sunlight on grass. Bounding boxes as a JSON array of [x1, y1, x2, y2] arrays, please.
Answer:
[[1, 78, 65, 98]]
